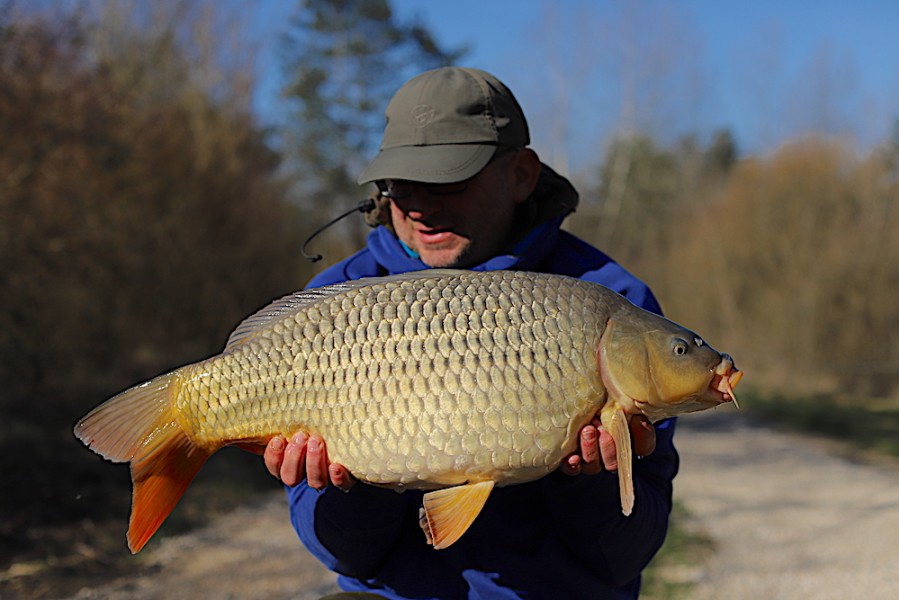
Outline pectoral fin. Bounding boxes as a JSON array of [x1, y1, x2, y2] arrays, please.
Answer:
[[421, 481, 495, 550], [601, 403, 634, 516]]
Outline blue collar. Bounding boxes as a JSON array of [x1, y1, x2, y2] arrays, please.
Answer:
[[399, 239, 420, 259]]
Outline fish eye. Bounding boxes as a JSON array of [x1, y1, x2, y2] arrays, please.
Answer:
[[672, 339, 689, 356]]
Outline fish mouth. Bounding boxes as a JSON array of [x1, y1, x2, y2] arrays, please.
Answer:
[[710, 355, 742, 407]]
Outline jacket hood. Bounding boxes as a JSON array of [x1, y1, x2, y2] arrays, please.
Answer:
[[525, 162, 579, 225]]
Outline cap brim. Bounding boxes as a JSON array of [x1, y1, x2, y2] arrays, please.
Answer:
[[357, 144, 497, 185]]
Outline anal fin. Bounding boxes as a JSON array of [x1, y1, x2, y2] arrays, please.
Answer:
[[421, 480, 495, 550], [601, 403, 634, 516]]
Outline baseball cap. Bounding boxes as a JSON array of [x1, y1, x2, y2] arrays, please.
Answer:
[[357, 67, 530, 185]]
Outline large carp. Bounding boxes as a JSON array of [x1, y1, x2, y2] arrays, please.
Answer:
[[74, 269, 741, 553]]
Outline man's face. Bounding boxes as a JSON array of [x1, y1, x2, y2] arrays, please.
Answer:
[[387, 151, 530, 268]]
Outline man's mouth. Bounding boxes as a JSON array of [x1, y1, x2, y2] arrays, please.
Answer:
[[416, 228, 455, 245]]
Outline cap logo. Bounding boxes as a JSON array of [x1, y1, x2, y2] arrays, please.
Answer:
[[410, 104, 435, 128]]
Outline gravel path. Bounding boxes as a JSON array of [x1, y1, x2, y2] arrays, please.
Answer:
[[68, 494, 340, 600], [67, 411, 899, 599], [674, 411, 899, 599]]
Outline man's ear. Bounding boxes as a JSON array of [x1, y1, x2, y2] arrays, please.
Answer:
[[508, 148, 542, 204]]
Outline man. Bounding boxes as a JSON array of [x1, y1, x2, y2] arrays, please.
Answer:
[[264, 67, 677, 599]]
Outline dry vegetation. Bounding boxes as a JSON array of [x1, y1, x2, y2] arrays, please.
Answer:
[[0, 6, 310, 592]]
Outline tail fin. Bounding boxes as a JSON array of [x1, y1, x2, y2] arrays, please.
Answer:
[[74, 372, 211, 553]]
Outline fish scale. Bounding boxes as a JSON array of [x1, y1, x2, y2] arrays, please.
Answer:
[[74, 269, 741, 552]]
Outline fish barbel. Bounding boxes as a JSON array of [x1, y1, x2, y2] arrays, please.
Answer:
[[74, 269, 741, 553]]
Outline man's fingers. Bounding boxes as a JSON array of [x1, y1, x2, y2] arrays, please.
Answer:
[[630, 415, 657, 458], [559, 454, 582, 476], [266, 432, 354, 491], [264, 435, 286, 478], [558, 425, 601, 477], [305, 435, 329, 490], [578, 426, 602, 475], [329, 463, 356, 492], [280, 432, 308, 487], [598, 427, 618, 472]]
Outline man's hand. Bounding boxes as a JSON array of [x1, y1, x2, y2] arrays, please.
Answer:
[[558, 414, 656, 476], [264, 432, 355, 491]]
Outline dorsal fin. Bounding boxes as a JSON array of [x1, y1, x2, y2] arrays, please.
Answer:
[[225, 284, 349, 349], [224, 269, 470, 350]]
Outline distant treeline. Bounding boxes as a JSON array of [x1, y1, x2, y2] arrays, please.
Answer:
[[2, 3, 898, 442]]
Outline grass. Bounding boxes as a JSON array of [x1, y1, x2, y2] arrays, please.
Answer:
[[740, 390, 899, 459], [640, 501, 715, 599]]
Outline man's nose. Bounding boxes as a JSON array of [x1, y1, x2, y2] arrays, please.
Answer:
[[398, 190, 442, 219]]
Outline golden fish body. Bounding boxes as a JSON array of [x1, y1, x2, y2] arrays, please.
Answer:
[[75, 269, 741, 552], [180, 270, 606, 488]]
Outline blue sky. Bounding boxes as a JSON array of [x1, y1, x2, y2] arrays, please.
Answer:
[[253, 0, 899, 177]]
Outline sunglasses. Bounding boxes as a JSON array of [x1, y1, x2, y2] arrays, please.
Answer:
[[376, 178, 468, 200], [376, 146, 519, 201]]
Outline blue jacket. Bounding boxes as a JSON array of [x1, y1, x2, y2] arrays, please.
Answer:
[[287, 170, 678, 599]]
